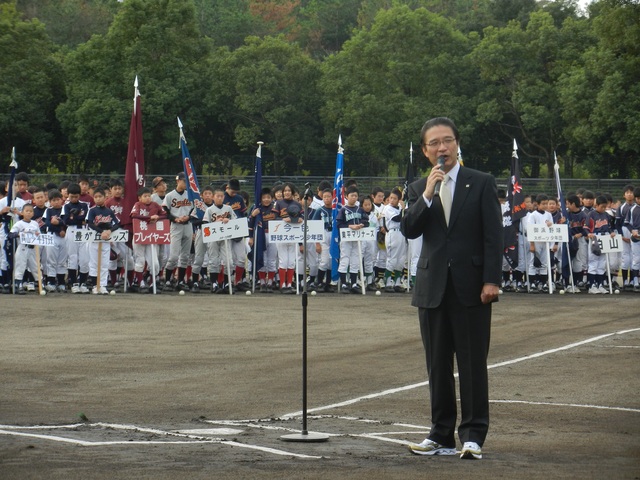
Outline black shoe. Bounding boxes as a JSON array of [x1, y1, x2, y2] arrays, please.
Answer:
[[177, 281, 187, 292], [323, 283, 335, 293], [340, 284, 350, 294], [351, 283, 362, 293], [191, 282, 200, 293], [384, 285, 395, 293], [394, 285, 406, 293], [130, 283, 139, 293], [366, 283, 378, 292]]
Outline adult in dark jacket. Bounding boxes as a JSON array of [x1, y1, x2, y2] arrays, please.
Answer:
[[401, 117, 502, 460]]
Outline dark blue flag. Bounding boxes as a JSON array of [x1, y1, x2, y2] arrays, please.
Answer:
[[330, 136, 344, 282]]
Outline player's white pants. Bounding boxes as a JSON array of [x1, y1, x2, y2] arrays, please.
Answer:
[[276, 243, 296, 269], [108, 242, 133, 272], [385, 229, 407, 272], [631, 240, 640, 272], [166, 223, 192, 270], [0, 230, 8, 271], [573, 238, 588, 273], [14, 244, 37, 281], [257, 234, 278, 273], [375, 242, 387, 269], [408, 236, 422, 277], [338, 241, 360, 274], [362, 239, 376, 274], [133, 243, 159, 275], [621, 227, 632, 270], [297, 243, 318, 277], [516, 232, 527, 273], [230, 238, 247, 268], [317, 233, 331, 271], [66, 226, 89, 273], [45, 234, 68, 277], [206, 240, 226, 273], [192, 229, 206, 275], [89, 242, 111, 286], [528, 242, 548, 276], [587, 251, 606, 275]]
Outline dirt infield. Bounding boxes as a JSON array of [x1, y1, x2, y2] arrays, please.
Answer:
[[1, 291, 639, 479]]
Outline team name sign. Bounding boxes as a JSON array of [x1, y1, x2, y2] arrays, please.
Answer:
[[73, 229, 129, 243], [340, 227, 376, 242], [133, 219, 171, 245], [202, 218, 249, 243], [19, 232, 55, 246], [268, 220, 324, 243], [526, 224, 568, 243], [594, 234, 623, 253]]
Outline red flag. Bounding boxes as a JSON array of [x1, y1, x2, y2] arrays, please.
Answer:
[[122, 76, 145, 229]]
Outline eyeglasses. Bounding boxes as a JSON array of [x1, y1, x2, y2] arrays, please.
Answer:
[[425, 137, 456, 148]]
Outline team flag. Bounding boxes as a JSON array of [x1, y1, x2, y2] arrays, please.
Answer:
[[177, 117, 206, 219], [122, 76, 145, 230], [3, 147, 18, 267], [330, 135, 344, 281], [251, 142, 266, 279], [554, 152, 572, 280], [457, 145, 464, 166], [504, 139, 526, 268], [402, 143, 415, 206]]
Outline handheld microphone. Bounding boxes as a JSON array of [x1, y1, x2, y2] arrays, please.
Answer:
[[434, 156, 446, 195]]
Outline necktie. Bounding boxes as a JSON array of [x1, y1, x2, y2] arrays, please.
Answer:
[[440, 174, 452, 226]]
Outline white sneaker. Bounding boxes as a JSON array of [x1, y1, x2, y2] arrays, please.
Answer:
[[408, 438, 456, 456], [71, 283, 81, 294], [598, 285, 608, 294], [460, 441, 482, 460], [99, 286, 108, 295], [588, 286, 600, 294], [57, 284, 66, 293], [45, 283, 56, 293], [92, 286, 99, 295], [79, 283, 89, 294], [26, 282, 35, 292]]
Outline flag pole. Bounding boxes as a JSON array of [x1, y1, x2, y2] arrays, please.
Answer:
[[406, 142, 413, 293], [554, 152, 575, 292], [252, 141, 263, 293]]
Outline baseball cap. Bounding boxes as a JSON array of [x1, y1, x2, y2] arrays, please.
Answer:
[[176, 172, 186, 181], [152, 176, 165, 187]]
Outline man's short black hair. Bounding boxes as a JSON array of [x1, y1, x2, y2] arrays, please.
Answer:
[[48, 189, 62, 200], [345, 185, 359, 195], [623, 184, 635, 194], [582, 190, 595, 200], [137, 186, 152, 197], [318, 180, 332, 191], [536, 194, 549, 203], [420, 117, 460, 144], [595, 195, 607, 206]]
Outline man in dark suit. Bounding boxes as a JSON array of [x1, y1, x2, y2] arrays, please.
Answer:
[[401, 117, 502, 460]]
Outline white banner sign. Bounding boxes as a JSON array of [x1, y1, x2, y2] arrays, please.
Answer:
[[339, 227, 376, 242], [19, 232, 54, 246], [72, 229, 129, 243], [526, 224, 568, 243], [202, 218, 249, 243], [268, 220, 324, 243], [595, 234, 623, 254]]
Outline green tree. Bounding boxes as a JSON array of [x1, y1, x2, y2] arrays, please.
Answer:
[[16, 0, 117, 48], [56, 0, 212, 173], [321, 5, 476, 177], [558, 0, 640, 178], [469, 11, 590, 177], [0, 2, 65, 164], [210, 35, 324, 177]]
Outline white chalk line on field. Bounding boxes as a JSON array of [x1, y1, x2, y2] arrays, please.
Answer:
[[0, 422, 320, 458], [281, 327, 640, 418], [1, 328, 638, 457]]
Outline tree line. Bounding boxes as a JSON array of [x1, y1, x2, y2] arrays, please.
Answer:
[[1, 0, 638, 180]]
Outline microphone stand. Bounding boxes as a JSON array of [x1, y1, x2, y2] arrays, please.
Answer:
[[281, 184, 329, 443]]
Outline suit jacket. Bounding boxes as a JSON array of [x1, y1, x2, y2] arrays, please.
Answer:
[[401, 166, 503, 308]]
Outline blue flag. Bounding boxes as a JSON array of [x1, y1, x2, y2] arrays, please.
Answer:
[[330, 136, 344, 282], [251, 143, 265, 275], [178, 118, 206, 220]]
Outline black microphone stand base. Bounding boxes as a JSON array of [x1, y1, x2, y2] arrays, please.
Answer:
[[280, 432, 330, 442]]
